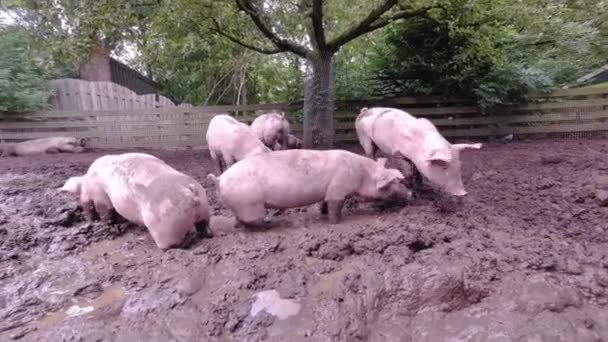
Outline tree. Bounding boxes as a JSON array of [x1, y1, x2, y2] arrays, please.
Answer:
[[371, 0, 605, 109], [0, 27, 50, 113], [201, 0, 441, 148], [7, 0, 161, 81], [141, 2, 305, 106]]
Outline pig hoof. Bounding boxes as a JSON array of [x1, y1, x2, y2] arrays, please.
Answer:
[[195, 221, 213, 238]]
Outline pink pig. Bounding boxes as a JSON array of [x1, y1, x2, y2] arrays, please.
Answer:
[[60, 153, 212, 250], [208, 149, 411, 227], [355, 107, 482, 196], [206, 114, 271, 174]]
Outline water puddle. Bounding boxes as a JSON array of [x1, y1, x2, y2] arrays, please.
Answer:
[[37, 284, 127, 328], [250, 289, 301, 320]]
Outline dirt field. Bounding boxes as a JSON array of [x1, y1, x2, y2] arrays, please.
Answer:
[[1, 138, 608, 341]]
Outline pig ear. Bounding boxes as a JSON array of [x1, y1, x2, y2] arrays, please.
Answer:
[[376, 157, 388, 167], [453, 143, 482, 151], [376, 171, 403, 190], [427, 149, 452, 163], [427, 149, 451, 169], [429, 158, 450, 169]]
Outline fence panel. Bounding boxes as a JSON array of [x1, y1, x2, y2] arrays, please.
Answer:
[[1, 86, 607, 149]]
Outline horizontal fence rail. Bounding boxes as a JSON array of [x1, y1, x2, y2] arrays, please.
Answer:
[[0, 86, 607, 149]]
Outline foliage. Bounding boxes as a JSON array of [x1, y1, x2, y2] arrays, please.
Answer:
[[141, 1, 304, 105], [5, 0, 160, 74], [0, 27, 51, 113], [371, 0, 606, 109]]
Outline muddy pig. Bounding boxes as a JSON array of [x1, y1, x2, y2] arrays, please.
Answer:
[[0, 136, 85, 157], [250, 111, 290, 150], [274, 134, 302, 150], [355, 107, 482, 196], [206, 114, 271, 174], [208, 149, 412, 227], [60, 153, 212, 250]]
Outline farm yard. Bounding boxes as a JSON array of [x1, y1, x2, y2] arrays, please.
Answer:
[[2, 137, 608, 341], [2, 0, 608, 341]]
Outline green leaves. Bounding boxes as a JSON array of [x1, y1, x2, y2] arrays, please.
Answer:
[[0, 28, 51, 114], [371, 0, 605, 109]]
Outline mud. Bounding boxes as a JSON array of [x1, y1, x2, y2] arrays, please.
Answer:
[[1, 139, 608, 341]]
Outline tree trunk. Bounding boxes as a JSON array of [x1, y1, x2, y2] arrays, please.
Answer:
[[79, 37, 112, 82], [303, 50, 336, 149]]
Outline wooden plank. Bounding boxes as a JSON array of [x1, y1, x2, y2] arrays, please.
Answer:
[[0, 128, 208, 140], [335, 120, 608, 140], [529, 86, 608, 98], [30, 103, 292, 118], [0, 117, 213, 129], [431, 110, 608, 126], [510, 98, 608, 111], [333, 106, 481, 118], [87, 137, 208, 148], [336, 96, 473, 107]]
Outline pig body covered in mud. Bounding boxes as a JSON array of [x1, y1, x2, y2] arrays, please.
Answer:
[[60, 153, 212, 250], [355, 107, 482, 196], [250, 111, 290, 150], [206, 114, 271, 174], [0, 137, 86, 157], [208, 149, 412, 227]]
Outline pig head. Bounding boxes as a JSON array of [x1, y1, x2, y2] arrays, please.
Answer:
[[250, 112, 290, 150], [396, 142, 482, 196], [362, 158, 413, 202]]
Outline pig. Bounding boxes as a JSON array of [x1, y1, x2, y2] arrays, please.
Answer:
[[250, 111, 290, 150], [59, 152, 212, 250], [207, 149, 412, 227], [206, 114, 271, 175], [0, 136, 86, 157], [274, 134, 302, 150], [355, 107, 482, 196]]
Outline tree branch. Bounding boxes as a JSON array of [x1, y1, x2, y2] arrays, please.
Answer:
[[311, 0, 326, 49], [235, 0, 310, 57], [327, 0, 397, 51], [366, 7, 436, 33], [327, 1, 435, 51], [211, 18, 283, 55]]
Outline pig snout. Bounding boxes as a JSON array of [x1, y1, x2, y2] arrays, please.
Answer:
[[453, 189, 467, 196], [443, 180, 467, 196]]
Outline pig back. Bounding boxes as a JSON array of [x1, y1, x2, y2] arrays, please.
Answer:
[[220, 150, 363, 208], [87, 153, 177, 220], [371, 110, 422, 158]]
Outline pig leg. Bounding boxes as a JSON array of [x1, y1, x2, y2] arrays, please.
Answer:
[[45, 147, 60, 154], [327, 199, 345, 224], [95, 201, 115, 223], [79, 192, 97, 222], [234, 203, 267, 229], [358, 134, 376, 159], [209, 149, 224, 175], [195, 219, 213, 238], [319, 201, 328, 215]]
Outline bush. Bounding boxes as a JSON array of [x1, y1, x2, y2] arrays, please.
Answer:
[[0, 27, 50, 114], [371, 0, 604, 109]]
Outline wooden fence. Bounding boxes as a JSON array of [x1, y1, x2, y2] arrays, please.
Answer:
[[48, 79, 192, 111], [0, 87, 607, 149]]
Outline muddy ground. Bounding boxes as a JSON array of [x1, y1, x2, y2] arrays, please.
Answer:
[[1, 138, 608, 341]]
